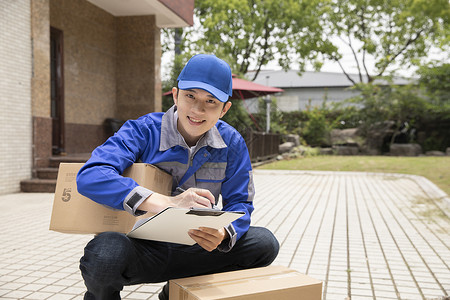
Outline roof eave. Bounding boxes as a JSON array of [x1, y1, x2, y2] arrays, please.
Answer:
[[87, 0, 194, 28]]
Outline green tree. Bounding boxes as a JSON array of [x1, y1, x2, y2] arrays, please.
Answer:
[[293, 0, 450, 84], [161, 28, 195, 112], [347, 82, 427, 132], [193, 0, 327, 79], [165, 0, 448, 86], [417, 62, 450, 106], [343, 81, 450, 151]]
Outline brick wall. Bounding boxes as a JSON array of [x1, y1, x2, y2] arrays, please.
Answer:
[[0, 1, 32, 194]]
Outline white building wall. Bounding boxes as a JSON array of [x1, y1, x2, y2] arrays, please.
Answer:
[[275, 95, 299, 112], [0, 1, 32, 194], [285, 87, 360, 110], [245, 87, 360, 114]]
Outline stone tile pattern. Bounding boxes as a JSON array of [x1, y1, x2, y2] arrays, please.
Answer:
[[0, 0, 33, 194], [255, 170, 449, 300], [0, 171, 448, 299]]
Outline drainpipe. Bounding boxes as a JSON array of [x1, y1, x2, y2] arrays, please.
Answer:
[[264, 95, 271, 133], [264, 75, 271, 133]]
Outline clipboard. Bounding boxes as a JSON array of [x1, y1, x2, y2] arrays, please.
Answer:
[[126, 207, 245, 245]]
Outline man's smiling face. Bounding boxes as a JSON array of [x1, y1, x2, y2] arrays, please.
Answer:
[[172, 87, 232, 147]]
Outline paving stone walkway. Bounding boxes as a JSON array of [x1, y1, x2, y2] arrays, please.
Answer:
[[255, 170, 449, 300], [0, 170, 448, 299]]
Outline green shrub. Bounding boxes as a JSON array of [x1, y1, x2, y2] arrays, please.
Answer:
[[301, 107, 332, 147]]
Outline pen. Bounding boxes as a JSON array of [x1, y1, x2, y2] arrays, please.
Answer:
[[175, 187, 218, 209]]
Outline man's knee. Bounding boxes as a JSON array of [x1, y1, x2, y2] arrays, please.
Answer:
[[257, 227, 279, 265], [80, 232, 132, 283], [245, 227, 280, 267]]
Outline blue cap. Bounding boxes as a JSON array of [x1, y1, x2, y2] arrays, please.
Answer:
[[177, 54, 233, 102]]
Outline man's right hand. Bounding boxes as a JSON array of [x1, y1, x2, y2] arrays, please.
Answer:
[[137, 188, 215, 214], [171, 188, 215, 209]]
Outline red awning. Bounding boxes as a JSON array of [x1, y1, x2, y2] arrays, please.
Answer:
[[230, 75, 283, 100]]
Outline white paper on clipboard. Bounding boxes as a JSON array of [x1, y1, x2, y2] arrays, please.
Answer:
[[126, 207, 245, 245]]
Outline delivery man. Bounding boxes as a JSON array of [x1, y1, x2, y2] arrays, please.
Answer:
[[76, 54, 279, 300]]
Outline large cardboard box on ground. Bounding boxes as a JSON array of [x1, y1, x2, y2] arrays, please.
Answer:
[[169, 265, 322, 300], [50, 163, 172, 234]]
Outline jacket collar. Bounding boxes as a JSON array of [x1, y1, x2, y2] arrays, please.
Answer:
[[160, 105, 227, 151]]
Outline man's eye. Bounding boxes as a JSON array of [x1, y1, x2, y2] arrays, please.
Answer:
[[207, 99, 216, 104]]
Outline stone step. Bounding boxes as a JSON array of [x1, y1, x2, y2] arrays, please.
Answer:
[[36, 168, 59, 180], [20, 179, 57, 193], [20, 153, 90, 193], [48, 153, 90, 168]]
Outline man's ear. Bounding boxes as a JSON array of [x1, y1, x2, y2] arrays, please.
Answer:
[[172, 87, 178, 106], [220, 101, 232, 118]]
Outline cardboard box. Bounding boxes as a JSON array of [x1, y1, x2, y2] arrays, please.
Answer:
[[169, 265, 322, 300], [49, 163, 172, 234]]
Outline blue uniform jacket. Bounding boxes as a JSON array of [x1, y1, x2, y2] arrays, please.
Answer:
[[76, 106, 255, 251]]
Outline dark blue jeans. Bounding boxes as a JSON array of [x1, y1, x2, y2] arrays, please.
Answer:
[[80, 226, 279, 300]]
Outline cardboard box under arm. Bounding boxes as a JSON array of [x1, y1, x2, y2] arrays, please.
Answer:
[[49, 163, 172, 234]]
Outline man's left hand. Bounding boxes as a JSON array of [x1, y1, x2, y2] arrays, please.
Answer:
[[188, 227, 229, 252]]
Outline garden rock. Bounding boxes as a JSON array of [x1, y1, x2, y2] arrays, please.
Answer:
[[334, 145, 359, 155], [331, 128, 361, 146], [365, 121, 396, 154], [285, 134, 300, 146], [425, 151, 445, 156], [320, 148, 334, 155], [389, 143, 422, 156], [279, 142, 295, 154], [446, 147, 450, 156]]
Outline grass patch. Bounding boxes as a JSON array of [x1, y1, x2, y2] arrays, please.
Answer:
[[257, 156, 450, 196]]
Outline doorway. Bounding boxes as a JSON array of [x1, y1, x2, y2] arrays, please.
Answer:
[[50, 27, 65, 155]]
